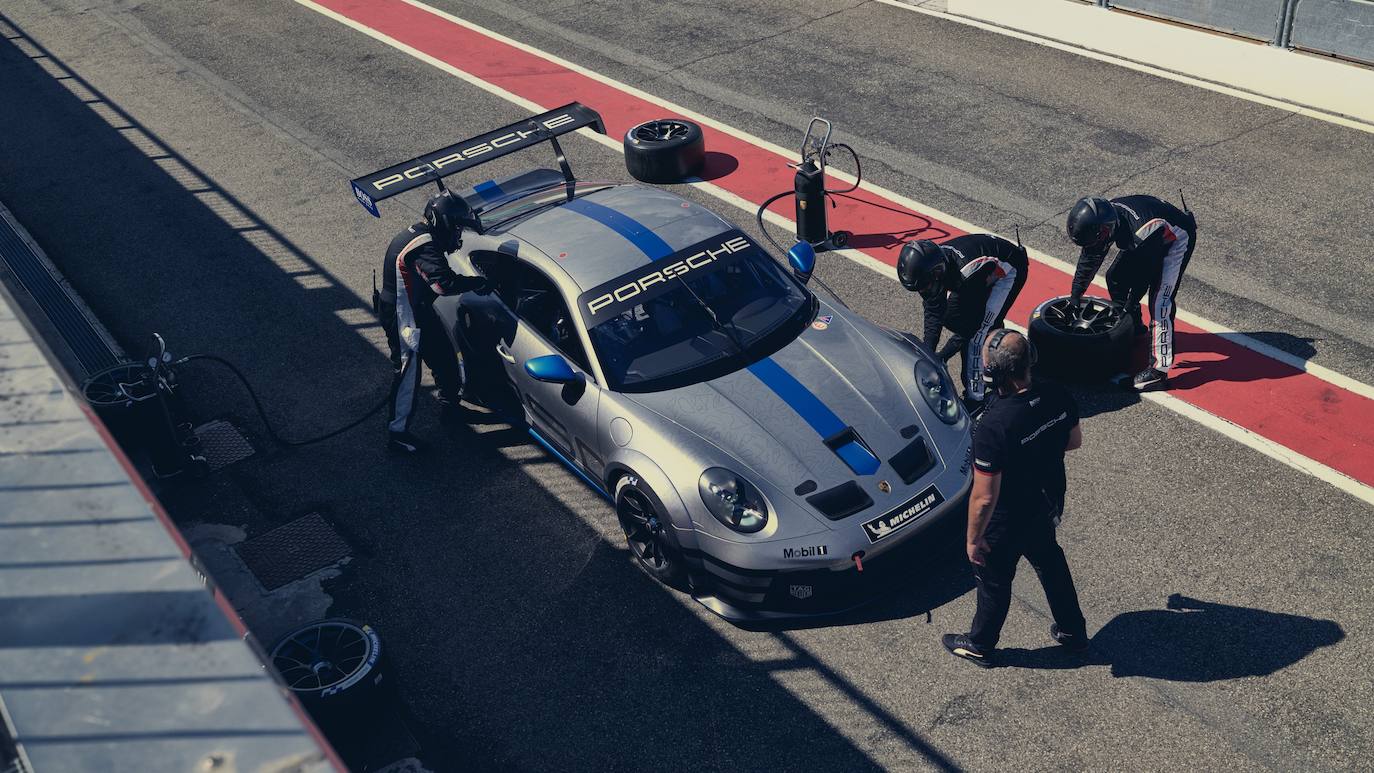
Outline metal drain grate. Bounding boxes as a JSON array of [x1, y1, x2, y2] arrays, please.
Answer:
[[234, 512, 351, 590], [194, 419, 256, 471]]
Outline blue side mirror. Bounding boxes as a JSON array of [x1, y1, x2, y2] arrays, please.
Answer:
[[788, 241, 816, 284], [525, 354, 579, 384]]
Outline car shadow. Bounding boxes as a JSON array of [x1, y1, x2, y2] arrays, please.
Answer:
[[995, 594, 1345, 680]]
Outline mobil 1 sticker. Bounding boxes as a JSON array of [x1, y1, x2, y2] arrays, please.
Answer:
[[861, 484, 943, 543]]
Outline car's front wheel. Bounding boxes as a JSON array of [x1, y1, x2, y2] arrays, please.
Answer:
[[615, 475, 686, 588]]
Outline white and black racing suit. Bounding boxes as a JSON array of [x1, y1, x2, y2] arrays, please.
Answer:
[[1070, 194, 1197, 372], [921, 234, 1029, 402], [375, 223, 484, 435]]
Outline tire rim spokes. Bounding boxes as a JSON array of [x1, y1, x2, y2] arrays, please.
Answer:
[[635, 121, 690, 143], [271, 621, 371, 692], [1044, 298, 1123, 336], [619, 489, 668, 570]]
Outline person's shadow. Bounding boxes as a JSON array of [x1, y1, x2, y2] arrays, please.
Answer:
[[996, 594, 1344, 680]]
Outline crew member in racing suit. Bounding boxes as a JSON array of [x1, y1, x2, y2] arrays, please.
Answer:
[[898, 234, 1029, 411], [1066, 194, 1197, 391], [375, 191, 487, 454]]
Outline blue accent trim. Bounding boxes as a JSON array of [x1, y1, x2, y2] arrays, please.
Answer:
[[563, 198, 673, 261], [746, 358, 845, 438], [527, 428, 611, 501], [746, 358, 880, 476], [835, 441, 881, 476], [473, 180, 505, 202]]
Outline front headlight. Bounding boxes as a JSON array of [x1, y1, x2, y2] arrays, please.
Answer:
[[698, 468, 769, 533], [915, 359, 961, 425]]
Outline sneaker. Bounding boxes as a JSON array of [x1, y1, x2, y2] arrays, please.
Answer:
[[1131, 368, 1167, 391], [1050, 623, 1089, 652], [387, 431, 429, 454], [942, 633, 994, 668]]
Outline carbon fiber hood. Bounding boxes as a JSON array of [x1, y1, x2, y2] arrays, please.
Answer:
[[623, 301, 939, 495]]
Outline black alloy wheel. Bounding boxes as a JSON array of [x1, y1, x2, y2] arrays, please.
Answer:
[[1027, 295, 1135, 382], [623, 118, 706, 184], [615, 476, 685, 587], [269, 619, 384, 709]]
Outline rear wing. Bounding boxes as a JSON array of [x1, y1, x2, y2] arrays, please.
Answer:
[[349, 102, 606, 216]]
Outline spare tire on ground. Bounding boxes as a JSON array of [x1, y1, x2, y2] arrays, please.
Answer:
[[269, 619, 386, 717], [1027, 295, 1134, 382], [624, 119, 705, 183]]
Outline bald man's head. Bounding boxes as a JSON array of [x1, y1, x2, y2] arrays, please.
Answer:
[[984, 330, 1032, 387]]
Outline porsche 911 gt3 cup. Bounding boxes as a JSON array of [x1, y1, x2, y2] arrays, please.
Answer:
[[352, 103, 973, 620]]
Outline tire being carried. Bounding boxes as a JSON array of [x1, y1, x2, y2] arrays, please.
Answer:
[[623, 119, 705, 183], [1028, 295, 1134, 382]]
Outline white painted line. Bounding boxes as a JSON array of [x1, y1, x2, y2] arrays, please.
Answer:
[[294, 0, 1374, 507], [876, 0, 1374, 136]]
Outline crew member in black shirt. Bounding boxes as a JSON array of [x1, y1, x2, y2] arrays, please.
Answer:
[[942, 329, 1089, 667]]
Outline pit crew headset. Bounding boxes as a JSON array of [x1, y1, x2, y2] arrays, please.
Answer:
[[982, 328, 1038, 393]]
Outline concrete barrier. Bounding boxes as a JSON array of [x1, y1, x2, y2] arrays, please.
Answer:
[[947, 0, 1374, 127]]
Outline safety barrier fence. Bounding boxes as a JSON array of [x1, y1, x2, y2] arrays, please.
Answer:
[[1086, 0, 1374, 66]]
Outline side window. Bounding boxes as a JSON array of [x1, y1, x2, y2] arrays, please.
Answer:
[[474, 254, 592, 374]]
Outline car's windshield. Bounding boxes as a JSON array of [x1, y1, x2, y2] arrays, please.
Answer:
[[577, 231, 814, 392]]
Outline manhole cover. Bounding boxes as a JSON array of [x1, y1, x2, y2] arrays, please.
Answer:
[[194, 419, 256, 471], [235, 512, 351, 590]]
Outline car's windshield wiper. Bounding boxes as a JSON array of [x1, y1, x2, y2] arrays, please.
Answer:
[[676, 277, 747, 359]]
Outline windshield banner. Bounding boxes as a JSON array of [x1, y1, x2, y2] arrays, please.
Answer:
[[575, 230, 756, 328]]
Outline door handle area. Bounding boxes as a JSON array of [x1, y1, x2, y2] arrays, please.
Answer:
[[495, 343, 516, 363]]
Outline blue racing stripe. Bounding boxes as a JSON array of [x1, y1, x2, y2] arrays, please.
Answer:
[[563, 197, 674, 261], [473, 180, 505, 202], [746, 358, 880, 476]]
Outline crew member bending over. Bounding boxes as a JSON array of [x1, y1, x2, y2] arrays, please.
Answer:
[[898, 234, 1028, 412], [1066, 194, 1197, 391], [375, 191, 487, 454]]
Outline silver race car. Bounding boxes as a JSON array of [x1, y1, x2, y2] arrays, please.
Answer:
[[352, 104, 973, 620]]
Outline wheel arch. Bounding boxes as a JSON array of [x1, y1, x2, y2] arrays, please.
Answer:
[[603, 451, 699, 551]]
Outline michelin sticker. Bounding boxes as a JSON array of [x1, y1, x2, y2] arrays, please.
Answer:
[[861, 484, 944, 543]]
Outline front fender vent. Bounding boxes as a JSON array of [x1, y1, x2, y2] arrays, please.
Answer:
[[806, 481, 874, 521]]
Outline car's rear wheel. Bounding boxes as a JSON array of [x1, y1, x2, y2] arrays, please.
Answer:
[[623, 119, 706, 184], [1027, 295, 1134, 382], [615, 475, 686, 588]]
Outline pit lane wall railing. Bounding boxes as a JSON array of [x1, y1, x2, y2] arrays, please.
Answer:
[[1087, 0, 1374, 66], [0, 201, 340, 772]]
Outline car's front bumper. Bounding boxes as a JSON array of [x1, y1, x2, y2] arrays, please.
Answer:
[[684, 482, 968, 622]]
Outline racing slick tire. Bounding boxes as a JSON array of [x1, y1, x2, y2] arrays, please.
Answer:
[[623, 119, 705, 184], [268, 619, 387, 719], [614, 474, 687, 589], [1028, 295, 1134, 382]]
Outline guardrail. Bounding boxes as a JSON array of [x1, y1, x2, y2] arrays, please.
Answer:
[[1088, 0, 1374, 66]]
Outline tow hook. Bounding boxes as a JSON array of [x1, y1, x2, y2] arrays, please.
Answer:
[[852, 551, 865, 573]]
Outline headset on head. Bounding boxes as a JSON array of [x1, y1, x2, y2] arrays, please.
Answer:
[[982, 328, 1037, 392]]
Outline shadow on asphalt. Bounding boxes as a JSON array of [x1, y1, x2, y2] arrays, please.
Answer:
[[996, 594, 1345, 680], [0, 17, 966, 772]]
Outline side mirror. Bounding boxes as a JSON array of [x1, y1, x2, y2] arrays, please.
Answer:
[[525, 354, 580, 384], [788, 241, 816, 284]]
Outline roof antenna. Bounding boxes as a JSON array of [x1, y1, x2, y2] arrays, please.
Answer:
[[1014, 224, 1024, 252], [1179, 188, 1189, 214]]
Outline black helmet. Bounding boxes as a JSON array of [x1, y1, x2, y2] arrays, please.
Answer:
[[897, 239, 954, 293], [424, 191, 471, 251], [1066, 196, 1118, 248]]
